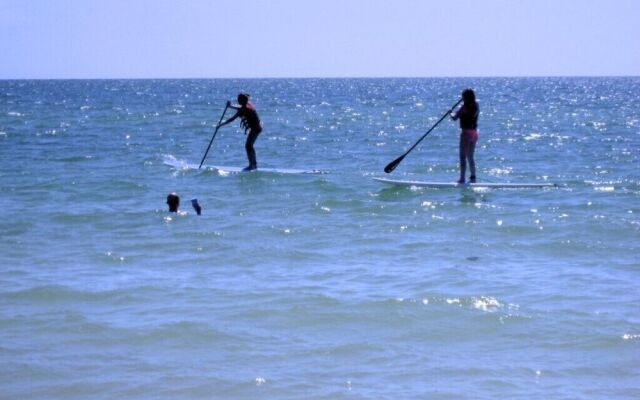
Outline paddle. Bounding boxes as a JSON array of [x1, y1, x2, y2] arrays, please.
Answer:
[[384, 98, 463, 173], [199, 103, 230, 169]]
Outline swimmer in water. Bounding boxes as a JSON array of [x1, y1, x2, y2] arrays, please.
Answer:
[[166, 192, 201, 215]]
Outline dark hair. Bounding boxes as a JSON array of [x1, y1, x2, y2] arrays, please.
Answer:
[[166, 192, 180, 212], [462, 89, 476, 104], [237, 92, 249, 105], [462, 89, 477, 114]]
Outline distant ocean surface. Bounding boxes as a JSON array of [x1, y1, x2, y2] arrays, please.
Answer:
[[1, 78, 639, 399]]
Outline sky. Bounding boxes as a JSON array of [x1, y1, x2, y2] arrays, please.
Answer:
[[1, 0, 639, 79]]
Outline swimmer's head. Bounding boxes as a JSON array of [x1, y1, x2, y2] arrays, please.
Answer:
[[166, 192, 180, 212]]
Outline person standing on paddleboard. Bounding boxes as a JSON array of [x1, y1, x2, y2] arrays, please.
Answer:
[[218, 92, 262, 171], [450, 89, 479, 183]]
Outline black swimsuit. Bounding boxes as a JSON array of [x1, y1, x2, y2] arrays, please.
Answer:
[[237, 103, 261, 168], [238, 104, 262, 134], [457, 103, 479, 129]]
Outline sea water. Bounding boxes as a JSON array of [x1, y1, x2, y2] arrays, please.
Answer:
[[0, 78, 638, 399]]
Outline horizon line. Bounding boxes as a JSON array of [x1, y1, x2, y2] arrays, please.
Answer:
[[1, 74, 639, 81]]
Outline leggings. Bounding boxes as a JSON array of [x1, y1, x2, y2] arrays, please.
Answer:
[[459, 129, 478, 181], [245, 128, 261, 168]]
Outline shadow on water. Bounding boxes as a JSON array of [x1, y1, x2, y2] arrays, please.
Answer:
[[375, 186, 422, 202], [458, 188, 489, 204]]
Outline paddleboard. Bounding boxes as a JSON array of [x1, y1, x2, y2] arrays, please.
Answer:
[[373, 177, 557, 188], [207, 165, 327, 175], [163, 156, 326, 175]]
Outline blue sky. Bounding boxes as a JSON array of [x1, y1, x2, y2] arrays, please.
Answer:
[[1, 0, 639, 78]]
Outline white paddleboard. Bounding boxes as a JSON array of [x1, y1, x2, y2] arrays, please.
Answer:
[[163, 156, 326, 175], [207, 165, 327, 175], [373, 177, 557, 189]]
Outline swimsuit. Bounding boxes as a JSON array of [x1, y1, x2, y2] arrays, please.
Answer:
[[462, 128, 479, 143], [237, 103, 262, 168]]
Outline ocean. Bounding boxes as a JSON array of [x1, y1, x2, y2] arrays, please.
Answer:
[[1, 77, 638, 399]]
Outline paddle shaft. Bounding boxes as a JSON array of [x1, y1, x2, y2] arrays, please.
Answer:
[[199, 103, 229, 169], [384, 98, 463, 173]]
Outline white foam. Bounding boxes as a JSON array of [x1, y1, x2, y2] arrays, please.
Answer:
[[472, 296, 502, 312], [524, 133, 542, 141]]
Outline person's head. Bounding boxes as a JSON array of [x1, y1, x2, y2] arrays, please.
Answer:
[[462, 89, 476, 105], [166, 192, 180, 212], [237, 92, 249, 106]]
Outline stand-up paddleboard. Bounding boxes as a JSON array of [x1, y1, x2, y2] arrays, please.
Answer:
[[163, 155, 327, 175], [373, 177, 557, 189], [207, 165, 327, 175]]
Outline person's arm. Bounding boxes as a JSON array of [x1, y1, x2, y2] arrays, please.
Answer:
[[218, 101, 240, 126], [226, 100, 241, 111], [219, 110, 239, 127], [450, 107, 461, 120]]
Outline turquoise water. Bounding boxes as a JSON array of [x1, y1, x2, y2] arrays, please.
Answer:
[[1, 78, 639, 399]]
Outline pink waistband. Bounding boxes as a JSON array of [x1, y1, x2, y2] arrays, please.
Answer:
[[461, 129, 478, 142]]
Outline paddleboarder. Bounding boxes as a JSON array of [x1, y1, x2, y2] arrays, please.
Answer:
[[218, 92, 263, 171], [450, 89, 479, 183]]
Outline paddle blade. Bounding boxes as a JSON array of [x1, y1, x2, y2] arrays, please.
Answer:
[[384, 154, 405, 173]]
